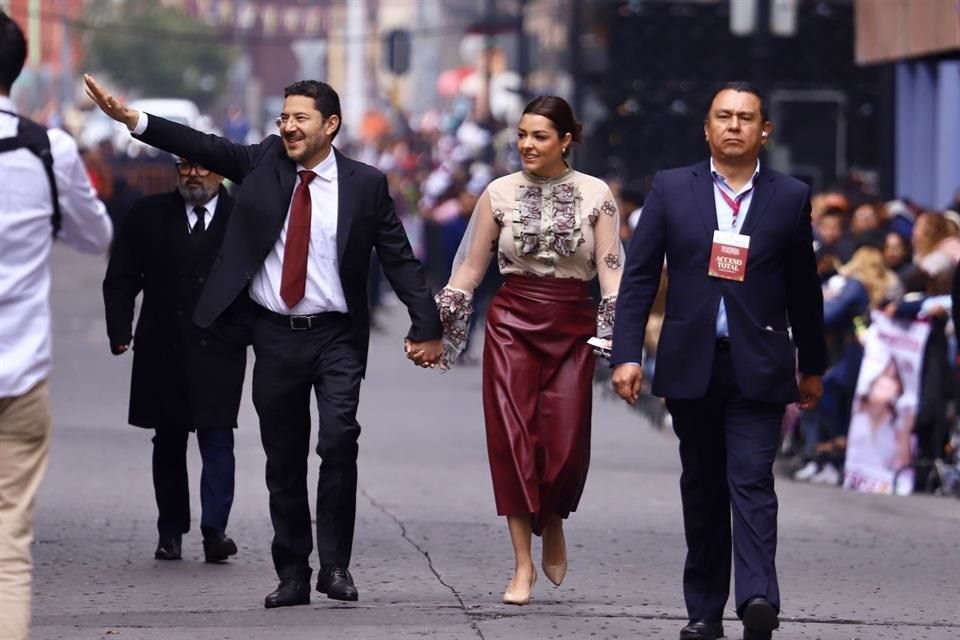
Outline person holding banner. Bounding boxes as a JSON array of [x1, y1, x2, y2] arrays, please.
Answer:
[[611, 82, 827, 640]]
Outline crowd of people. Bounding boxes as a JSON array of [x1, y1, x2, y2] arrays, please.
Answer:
[[785, 189, 960, 493]]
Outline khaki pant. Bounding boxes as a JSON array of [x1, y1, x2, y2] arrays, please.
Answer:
[[0, 381, 51, 640]]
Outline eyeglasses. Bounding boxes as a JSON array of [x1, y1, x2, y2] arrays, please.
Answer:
[[275, 113, 321, 129], [175, 162, 210, 176]]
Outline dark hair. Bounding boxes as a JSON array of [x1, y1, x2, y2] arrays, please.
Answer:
[[706, 81, 767, 121], [522, 95, 583, 156], [283, 80, 342, 139], [0, 11, 27, 92]]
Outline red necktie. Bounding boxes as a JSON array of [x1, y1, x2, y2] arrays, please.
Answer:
[[280, 170, 316, 308]]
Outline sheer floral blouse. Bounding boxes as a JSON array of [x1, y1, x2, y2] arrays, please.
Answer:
[[436, 167, 625, 367]]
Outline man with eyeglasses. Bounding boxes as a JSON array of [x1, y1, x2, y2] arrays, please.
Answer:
[[103, 156, 251, 565], [85, 74, 443, 608]]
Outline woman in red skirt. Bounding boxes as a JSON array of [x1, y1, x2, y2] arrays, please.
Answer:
[[435, 96, 624, 605]]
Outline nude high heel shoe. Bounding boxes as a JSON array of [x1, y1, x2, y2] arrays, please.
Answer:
[[542, 523, 567, 586], [502, 567, 537, 605]]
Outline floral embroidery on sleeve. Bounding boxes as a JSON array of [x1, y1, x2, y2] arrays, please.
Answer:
[[597, 295, 617, 339], [493, 209, 505, 227], [588, 208, 600, 225], [601, 200, 617, 216], [604, 253, 622, 270], [435, 287, 474, 370]]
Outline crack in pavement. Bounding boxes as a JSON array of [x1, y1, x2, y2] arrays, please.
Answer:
[[359, 490, 958, 636], [361, 488, 487, 640]]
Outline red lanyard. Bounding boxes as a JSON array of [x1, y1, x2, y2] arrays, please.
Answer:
[[714, 176, 754, 229]]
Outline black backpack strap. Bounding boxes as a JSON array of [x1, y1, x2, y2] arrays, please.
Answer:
[[0, 109, 61, 238]]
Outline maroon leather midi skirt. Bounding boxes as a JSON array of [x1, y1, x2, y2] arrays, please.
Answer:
[[482, 274, 596, 535]]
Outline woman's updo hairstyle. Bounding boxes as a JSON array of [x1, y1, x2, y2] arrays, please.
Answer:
[[522, 95, 582, 157]]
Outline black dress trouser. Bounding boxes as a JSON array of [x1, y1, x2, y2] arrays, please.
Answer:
[[251, 310, 363, 581]]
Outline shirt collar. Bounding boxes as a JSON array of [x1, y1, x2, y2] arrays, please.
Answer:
[[0, 96, 16, 112], [299, 147, 338, 183], [185, 194, 219, 217], [710, 158, 760, 196]]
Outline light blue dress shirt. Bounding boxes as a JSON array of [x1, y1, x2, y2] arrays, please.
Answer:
[[711, 159, 760, 337]]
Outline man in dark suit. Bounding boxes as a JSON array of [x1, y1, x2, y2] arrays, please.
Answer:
[[103, 158, 247, 564], [85, 75, 443, 608], [611, 83, 827, 640]]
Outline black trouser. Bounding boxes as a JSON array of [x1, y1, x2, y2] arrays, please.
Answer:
[[665, 343, 785, 623], [153, 427, 235, 538], [252, 311, 363, 581]]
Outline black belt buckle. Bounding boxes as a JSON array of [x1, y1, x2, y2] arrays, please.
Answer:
[[289, 315, 313, 330]]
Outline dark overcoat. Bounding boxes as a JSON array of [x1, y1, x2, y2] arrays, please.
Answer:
[[103, 187, 250, 429]]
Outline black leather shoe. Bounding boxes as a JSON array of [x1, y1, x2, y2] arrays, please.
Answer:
[[742, 597, 779, 640], [680, 619, 725, 639], [316, 566, 358, 601], [154, 535, 182, 560], [264, 578, 310, 609], [202, 533, 238, 563]]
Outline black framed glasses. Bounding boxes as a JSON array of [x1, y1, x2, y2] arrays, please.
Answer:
[[175, 161, 210, 176]]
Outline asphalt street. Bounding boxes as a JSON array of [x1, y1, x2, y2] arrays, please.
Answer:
[[28, 244, 960, 639]]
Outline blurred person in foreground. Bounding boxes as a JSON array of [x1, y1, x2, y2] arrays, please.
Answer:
[[611, 82, 826, 640], [85, 74, 442, 609], [435, 96, 623, 605], [103, 157, 249, 564], [0, 12, 112, 639]]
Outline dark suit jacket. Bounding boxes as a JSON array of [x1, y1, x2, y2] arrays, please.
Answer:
[[103, 187, 250, 429], [134, 116, 441, 374], [611, 160, 827, 405]]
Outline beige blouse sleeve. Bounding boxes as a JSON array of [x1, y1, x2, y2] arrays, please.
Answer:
[[592, 187, 624, 338], [434, 190, 500, 368]]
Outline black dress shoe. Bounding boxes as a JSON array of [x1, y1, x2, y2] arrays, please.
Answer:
[[316, 566, 358, 601], [202, 533, 238, 563], [154, 535, 182, 560], [741, 597, 779, 640], [264, 578, 310, 609], [680, 619, 725, 639]]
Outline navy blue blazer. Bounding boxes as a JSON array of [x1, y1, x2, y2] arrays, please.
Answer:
[[611, 160, 827, 404]]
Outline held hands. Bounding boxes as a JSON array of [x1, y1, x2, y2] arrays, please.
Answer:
[[83, 74, 139, 130], [611, 363, 644, 406], [797, 374, 823, 411], [404, 338, 443, 369]]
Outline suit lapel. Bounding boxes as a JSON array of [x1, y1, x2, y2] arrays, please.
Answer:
[[739, 167, 777, 236], [690, 161, 718, 239], [271, 155, 298, 252], [335, 149, 357, 262]]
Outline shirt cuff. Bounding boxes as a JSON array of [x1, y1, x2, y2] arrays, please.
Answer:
[[131, 111, 148, 135]]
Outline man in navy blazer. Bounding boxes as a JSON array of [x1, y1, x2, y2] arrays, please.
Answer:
[[611, 83, 827, 640], [85, 75, 443, 609]]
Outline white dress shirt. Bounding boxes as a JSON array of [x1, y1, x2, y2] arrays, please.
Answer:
[[185, 195, 218, 232], [248, 150, 347, 314], [132, 112, 347, 314], [0, 96, 113, 397]]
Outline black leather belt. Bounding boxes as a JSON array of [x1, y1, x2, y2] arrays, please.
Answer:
[[259, 307, 346, 330], [716, 337, 732, 350]]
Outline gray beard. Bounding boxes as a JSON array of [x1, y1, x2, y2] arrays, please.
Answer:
[[178, 183, 218, 206]]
